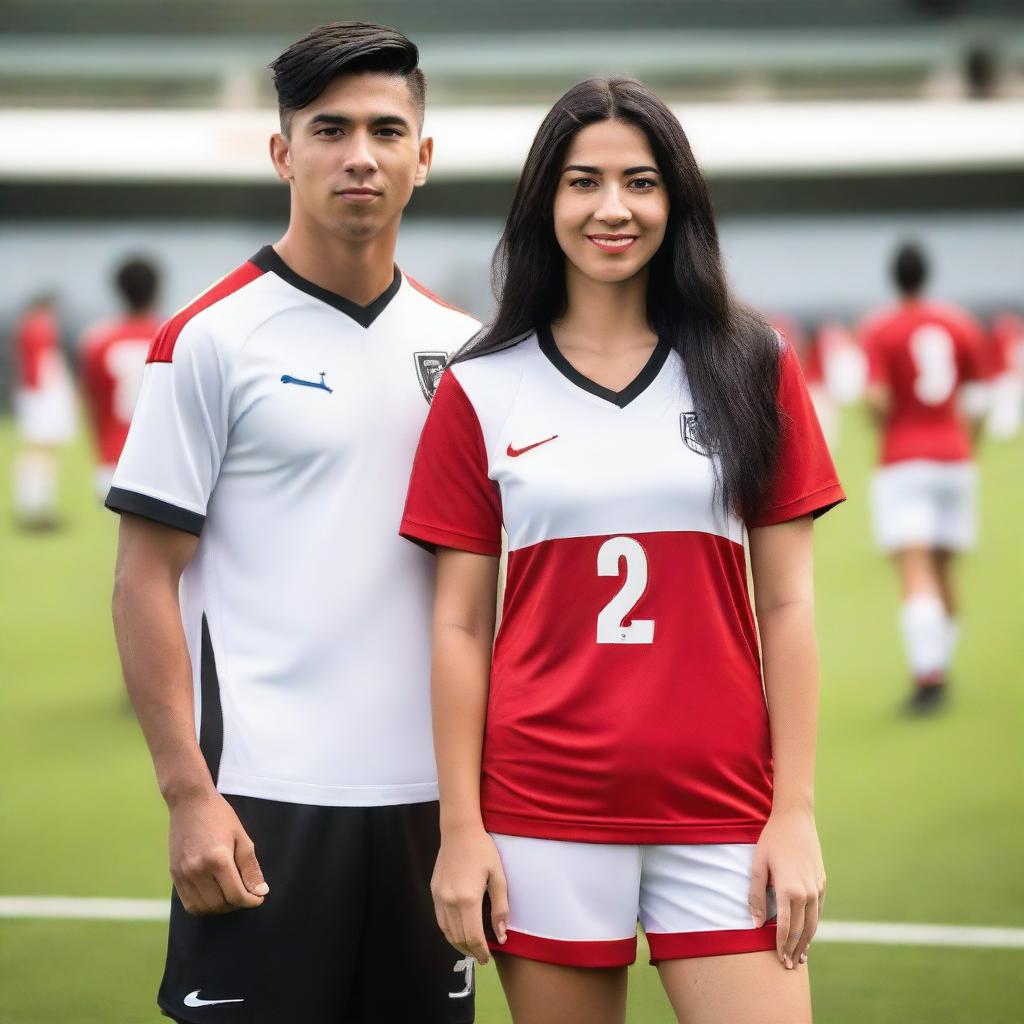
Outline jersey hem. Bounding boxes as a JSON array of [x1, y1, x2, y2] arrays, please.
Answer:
[[483, 810, 767, 845], [879, 452, 974, 466], [105, 486, 205, 536], [746, 481, 846, 527], [399, 517, 502, 556], [217, 771, 440, 807]]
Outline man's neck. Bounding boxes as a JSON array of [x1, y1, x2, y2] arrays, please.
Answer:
[[273, 220, 399, 307]]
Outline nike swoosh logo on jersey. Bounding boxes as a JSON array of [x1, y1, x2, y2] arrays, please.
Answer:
[[184, 990, 245, 1008], [280, 371, 333, 394], [507, 435, 559, 457]]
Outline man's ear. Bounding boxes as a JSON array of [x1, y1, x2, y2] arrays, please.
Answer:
[[414, 135, 434, 188], [269, 132, 293, 182]]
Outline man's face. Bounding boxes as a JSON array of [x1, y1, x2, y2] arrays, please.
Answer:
[[271, 72, 432, 242]]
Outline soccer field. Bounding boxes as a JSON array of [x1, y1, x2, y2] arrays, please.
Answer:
[[1, 411, 1022, 1024]]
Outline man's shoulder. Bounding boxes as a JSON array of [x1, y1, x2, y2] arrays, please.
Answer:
[[148, 258, 271, 365], [399, 272, 480, 335]]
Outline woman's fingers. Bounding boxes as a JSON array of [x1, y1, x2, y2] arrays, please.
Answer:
[[488, 867, 510, 945], [794, 894, 819, 966], [747, 858, 770, 928]]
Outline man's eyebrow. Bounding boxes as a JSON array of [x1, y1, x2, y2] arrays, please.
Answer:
[[562, 164, 660, 175], [307, 113, 412, 130]]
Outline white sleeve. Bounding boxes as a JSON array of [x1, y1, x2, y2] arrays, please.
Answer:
[[105, 321, 229, 535]]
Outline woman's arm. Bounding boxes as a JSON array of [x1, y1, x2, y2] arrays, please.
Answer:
[[747, 514, 827, 970], [430, 547, 508, 964]]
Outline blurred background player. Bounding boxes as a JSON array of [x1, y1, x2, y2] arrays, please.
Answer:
[[860, 242, 989, 713], [11, 292, 76, 529], [985, 311, 1023, 440], [79, 257, 161, 498]]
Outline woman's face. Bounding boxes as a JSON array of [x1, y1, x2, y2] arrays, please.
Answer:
[[553, 118, 669, 286]]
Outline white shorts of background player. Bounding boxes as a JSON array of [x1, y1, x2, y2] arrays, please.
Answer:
[[871, 459, 977, 553]]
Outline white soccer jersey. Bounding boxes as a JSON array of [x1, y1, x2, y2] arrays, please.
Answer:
[[402, 328, 843, 844], [108, 246, 479, 806]]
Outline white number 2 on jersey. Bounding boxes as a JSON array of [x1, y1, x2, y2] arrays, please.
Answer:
[[596, 537, 655, 645], [910, 325, 957, 406]]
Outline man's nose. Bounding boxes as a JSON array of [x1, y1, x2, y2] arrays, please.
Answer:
[[343, 132, 378, 175]]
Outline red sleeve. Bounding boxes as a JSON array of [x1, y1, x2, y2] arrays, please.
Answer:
[[956, 316, 987, 383], [747, 341, 846, 528], [861, 322, 889, 387], [400, 369, 503, 556]]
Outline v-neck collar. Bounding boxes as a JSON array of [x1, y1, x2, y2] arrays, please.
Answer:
[[251, 246, 402, 329], [537, 323, 672, 409]]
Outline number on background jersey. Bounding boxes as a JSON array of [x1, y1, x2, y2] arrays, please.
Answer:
[[910, 324, 957, 405], [104, 340, 149, 421], [596, 537, 655, 645]]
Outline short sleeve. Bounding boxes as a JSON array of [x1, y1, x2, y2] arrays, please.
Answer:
[[400, 369, 502, 556], [104, 322, 228, 536], [747, 341, 846, 528]]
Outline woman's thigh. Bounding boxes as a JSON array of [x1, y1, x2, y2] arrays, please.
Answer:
[[495, 954, 628, 1024], [657, 950, 811, 1024]]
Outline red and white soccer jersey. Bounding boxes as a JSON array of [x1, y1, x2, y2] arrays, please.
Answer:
[[401, 327, 844, 845], [14, 307, 76, 446], [80, 314, 160, 482], [860, 300, 986, 465]]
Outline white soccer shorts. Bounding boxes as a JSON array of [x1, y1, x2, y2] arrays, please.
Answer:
[[871, 459, 977, 553], [14, 385, 76, 446], [488, 834, 777, 967]]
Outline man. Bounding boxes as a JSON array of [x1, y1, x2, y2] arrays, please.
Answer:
[[80, 256, 162, 498], [12, 292, 75, 529], [107, 23, 479, 1023], [860, 242, 988, 714]]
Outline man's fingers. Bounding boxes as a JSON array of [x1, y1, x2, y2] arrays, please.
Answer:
[[460, 904, 491, 965], [214, 861, 263, 910], [193, 872, 231, 914], [173, 877, 207, 916], [488, 869, 510, 945], [235, 836, 270, 898]]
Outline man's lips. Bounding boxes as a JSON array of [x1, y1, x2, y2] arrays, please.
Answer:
[[586, 235, 638, 253], [336, 188, 382, 203]]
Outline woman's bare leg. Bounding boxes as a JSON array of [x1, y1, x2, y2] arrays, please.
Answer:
[[495, 954, 628, 1024], [658, 951, 811, 1024]]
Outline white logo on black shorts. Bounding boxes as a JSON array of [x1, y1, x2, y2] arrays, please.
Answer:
[[449, 956, 474, 999], [414, 352, 449, 404]]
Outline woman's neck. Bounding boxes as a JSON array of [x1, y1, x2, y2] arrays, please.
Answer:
[[554, 262, 655, 353]]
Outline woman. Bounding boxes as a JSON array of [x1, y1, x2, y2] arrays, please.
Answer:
[[401, 77, 844, 1024]]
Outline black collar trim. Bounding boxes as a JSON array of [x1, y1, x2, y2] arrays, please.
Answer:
[[250, 246, 402, 328], [537, 324, 672, 408]]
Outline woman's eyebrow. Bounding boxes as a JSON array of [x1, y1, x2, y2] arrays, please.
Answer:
[[561, 164, 660, 175]]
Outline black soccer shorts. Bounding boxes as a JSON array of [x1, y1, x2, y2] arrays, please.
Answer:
[[159, 795, 474, 1024]]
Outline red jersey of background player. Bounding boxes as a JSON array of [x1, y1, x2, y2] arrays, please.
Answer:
[[16, 302, 61, 392], [861, 299, 986, 466], [80, 314, 159, 465]]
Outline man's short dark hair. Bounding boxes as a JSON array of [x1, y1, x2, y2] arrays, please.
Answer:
[[892, 242, 928, 297], [270, 22, 426, 136], [115, 257, 159, 313]]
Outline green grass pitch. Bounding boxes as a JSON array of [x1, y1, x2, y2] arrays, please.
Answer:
[[1, 410, 1022, 1023]]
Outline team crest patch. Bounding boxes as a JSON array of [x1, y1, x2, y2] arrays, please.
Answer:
[[414, 352, 449, 404], [680, 411, 718, 458]]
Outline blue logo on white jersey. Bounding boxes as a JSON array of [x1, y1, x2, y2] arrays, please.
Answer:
[[281, 371, 333, 394]]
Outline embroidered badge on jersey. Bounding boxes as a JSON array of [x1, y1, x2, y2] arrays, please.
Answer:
[[680, 411, 717, 458], [414, 352, 449, 404]]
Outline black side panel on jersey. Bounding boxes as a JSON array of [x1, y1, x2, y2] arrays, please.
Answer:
[[199, 614, 224, 784]]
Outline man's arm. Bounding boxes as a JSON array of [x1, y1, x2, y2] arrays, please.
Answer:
[[112, 512, 268, 915]]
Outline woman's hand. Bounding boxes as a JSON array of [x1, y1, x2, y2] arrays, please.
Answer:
[[431, 824, 509, 964], [748, 806, 826, 970]]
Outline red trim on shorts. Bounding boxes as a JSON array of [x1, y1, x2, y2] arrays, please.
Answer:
[[403, 273, 472, 317], [489, 929, 637, 968], [147, 261, 265, 364], [647, 923, 778, 962]]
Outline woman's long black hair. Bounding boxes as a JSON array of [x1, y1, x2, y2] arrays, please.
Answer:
[[456, 77, 782, 521]]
